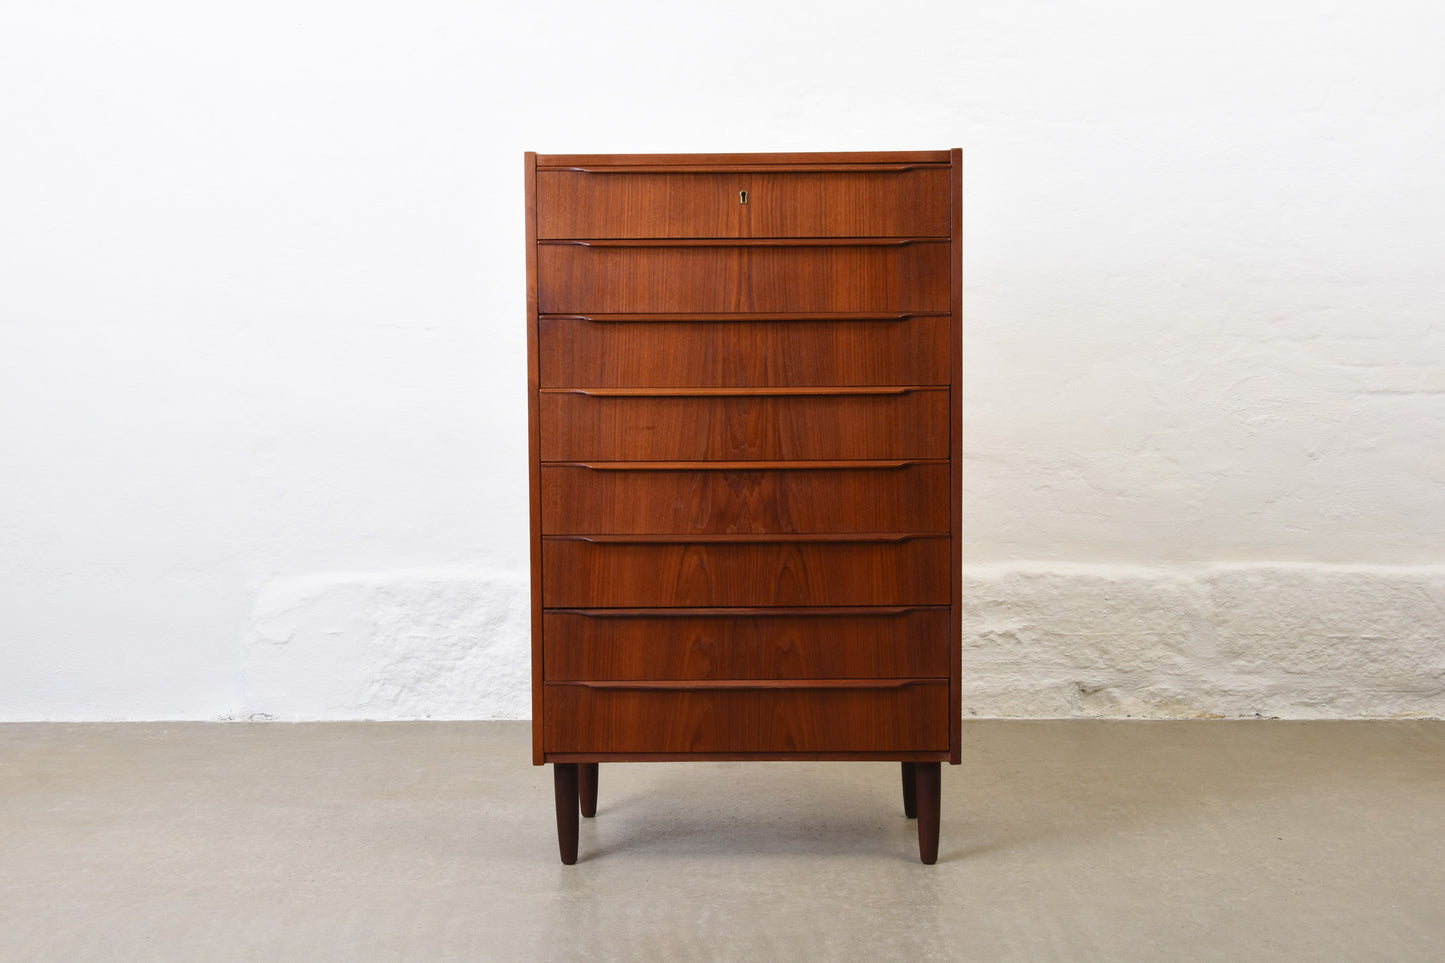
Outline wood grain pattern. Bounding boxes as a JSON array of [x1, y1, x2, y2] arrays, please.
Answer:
[[536, 243, 949, 314], [536, 150, 951, 168], [538, 313, 949, 388], [542, 607, 950, 680], [540, 462, 949, 534], [545, 751, 950, 763], [539, 388, 948, 461], [543, 682, 949, 754], [536, 170, 949, 238], [541, 535, 950, 607]]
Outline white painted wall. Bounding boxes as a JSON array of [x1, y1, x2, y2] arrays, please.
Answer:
[[2, 1, 1442, 720]]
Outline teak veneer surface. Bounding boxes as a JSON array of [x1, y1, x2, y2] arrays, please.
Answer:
[[541, 536, 950, 608], [543, 683, 949, 754], [535, 150, 952, 167], [542, 607, 951, 680], [538, 313, 950, 388], [539, 388, 948, 461], [536, 169, 950, 238], [537, 243, 949, 314], [540, 462, 950, 534]]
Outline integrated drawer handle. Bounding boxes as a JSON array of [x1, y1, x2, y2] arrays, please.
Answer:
[[539, 163, 946, 173], [548, 679, 945, 691], [543, 533, 945, 544], [537, 237, 944, 248], [540, 386, 933, 398], [550, 459, 944, 471], [541, 312, 937, 323], [546, 606, 947, 618]]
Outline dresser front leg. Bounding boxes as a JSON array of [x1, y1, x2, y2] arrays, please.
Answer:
[[553, 763, 579, 864], [901, 761, 918, 818], [579, 762, 598, 818], [914, 761, 941, 864]]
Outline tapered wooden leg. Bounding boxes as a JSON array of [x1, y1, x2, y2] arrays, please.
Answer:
[[553, 763, 579, 864], [901, 761, 918, 818], [579, 762, 598, 818], [914, 761, 941, 864]]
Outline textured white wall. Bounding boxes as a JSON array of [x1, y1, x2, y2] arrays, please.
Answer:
[[2, 1, 1442, 720]]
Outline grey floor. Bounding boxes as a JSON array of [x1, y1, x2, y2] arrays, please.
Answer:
[[1, 721, 1442, 961]]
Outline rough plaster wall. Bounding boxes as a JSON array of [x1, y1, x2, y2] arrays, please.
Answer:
[[2, 0, 1444, 720], [963, 566, 1445, 719], [240, 569, 530, 720]]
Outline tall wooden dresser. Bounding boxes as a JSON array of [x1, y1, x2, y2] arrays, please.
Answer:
[[525, 150, 961, 863]]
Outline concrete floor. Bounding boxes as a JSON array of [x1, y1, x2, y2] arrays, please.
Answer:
[[0, 721, 1441, 962]]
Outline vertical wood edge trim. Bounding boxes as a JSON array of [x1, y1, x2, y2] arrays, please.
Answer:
[[525, 151, 545, 765], [949, 147, 964, 764]]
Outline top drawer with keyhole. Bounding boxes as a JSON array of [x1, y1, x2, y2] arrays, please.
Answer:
[[534, 165, 951, 239]]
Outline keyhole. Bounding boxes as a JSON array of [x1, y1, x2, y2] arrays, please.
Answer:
[[739, 190, 749, 204]]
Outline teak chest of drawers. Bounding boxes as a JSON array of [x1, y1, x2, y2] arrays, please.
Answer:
[[525, 150, 961, 863]]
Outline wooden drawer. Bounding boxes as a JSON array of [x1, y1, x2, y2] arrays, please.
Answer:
[[538, 388, 947, 461], [541, 534, 950, 607], [538, 313, 950, 388], [543, 681, 949, 754], [540, 462, 949, 535], [536, 241, 949, 314], [543, 607, 950, 680], [535, 168, 950, 239]]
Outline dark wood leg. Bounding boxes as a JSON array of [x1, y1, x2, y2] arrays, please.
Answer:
[[901, 761, 918, 818], [915, 761, 941, 864], [553, 763, 579, 864], [579, 762, 598, 818]]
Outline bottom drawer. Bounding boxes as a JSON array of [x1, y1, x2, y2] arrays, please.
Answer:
[[543, 681, 948, 754]]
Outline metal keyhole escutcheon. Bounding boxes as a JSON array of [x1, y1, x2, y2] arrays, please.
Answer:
[[739, 190, 748, 204]]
